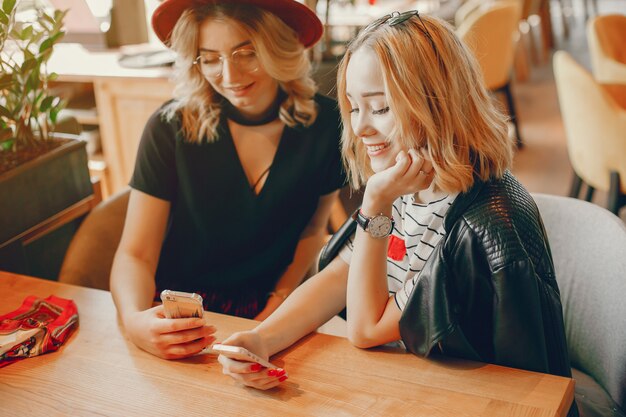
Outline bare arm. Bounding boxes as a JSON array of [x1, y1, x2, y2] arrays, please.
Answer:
[[218, 256, 349, 389], [256, 256, 348, 354], [346, 217, 402, 348], [110, 189, 215, 359], [346, 149, 433, 348], [254, 190, 340, 320], [110, 189, 169, 322]]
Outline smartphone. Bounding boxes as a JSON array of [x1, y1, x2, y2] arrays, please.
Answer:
[[211, 343, 278, 370], [160, 290, 203, 319]]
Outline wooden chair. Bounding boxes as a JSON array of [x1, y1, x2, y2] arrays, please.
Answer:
[[553, 51, 626, 215]]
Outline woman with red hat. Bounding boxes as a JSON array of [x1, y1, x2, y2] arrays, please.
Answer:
[[110, 0, 345, 360]]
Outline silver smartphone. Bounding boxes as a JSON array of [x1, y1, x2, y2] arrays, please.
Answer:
[[211, 343, 279, 370], [160, 290, 203, 319]]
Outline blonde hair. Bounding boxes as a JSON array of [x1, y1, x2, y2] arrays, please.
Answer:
[[337, 14, 513, 193], [163, 4, 318, 143]]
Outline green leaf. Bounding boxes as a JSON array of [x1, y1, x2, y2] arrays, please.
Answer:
[[39, 96, 55, 112], [20, 25, 33, 41], [38, 36, 52, 53], [26, 71, 41, 91], [38, 31, 64, 54], [34, 91, 44, 106], [0, 138, 15, 151], [0, 10, 8, 25], [23, 48, 34, 61], [21, 57, 38, 72], [40, 12, 55, 27], [54, 9, 68, 22], [2, 0, 16, 15], [49, 106, 60, 124]]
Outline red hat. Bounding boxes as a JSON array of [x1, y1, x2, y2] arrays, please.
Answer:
[[152, 0, 323, 48]]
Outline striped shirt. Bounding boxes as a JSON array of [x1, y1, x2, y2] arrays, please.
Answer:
[[339, 191, 458, 311]]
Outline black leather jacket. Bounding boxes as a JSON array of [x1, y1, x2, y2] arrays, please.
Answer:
[[399, 172, 572, 380], [319, 172, 576, 415]]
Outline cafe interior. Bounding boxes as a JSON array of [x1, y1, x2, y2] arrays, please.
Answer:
[[1, 0, 625, 416]]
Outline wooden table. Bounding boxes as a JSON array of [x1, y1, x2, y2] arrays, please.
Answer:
[[0, 271, 574, 417]]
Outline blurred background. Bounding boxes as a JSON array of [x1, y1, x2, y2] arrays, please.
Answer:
[[33, 0, 624, 216]]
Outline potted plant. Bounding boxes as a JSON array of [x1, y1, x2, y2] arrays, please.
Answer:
[[0, 0, 94, 279]]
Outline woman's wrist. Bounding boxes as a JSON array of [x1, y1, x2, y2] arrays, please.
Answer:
[[253, 324, 281, 357], [361, 187, 394, 217], [120, 308, 140, 328]]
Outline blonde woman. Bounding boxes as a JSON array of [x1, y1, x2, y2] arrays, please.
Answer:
[[218, 11, 574, 398], [110, 0, 345, 360]]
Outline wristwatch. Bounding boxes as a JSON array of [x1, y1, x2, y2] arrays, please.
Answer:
[[353, 209, 394, 239]]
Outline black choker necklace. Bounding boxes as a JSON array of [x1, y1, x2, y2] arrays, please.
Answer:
[[222, 89, 286, 126]]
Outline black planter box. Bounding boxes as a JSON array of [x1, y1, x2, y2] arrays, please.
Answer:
[[0, 137, 93, 279]]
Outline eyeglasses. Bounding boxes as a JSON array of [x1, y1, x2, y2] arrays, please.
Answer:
[[193, 48, 259, 78], [362, 10, 437, 55]]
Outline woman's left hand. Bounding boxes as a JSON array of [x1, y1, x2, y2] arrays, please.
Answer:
[[217, 331, 288, 390], [364, 148, 434, 210]]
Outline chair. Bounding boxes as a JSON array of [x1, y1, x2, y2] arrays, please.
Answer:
[[454, 0, 485, 28], [58, 188, 130, 290], [587, 14, 626, 84], [552, 51, 626, 215], [455, 0, 540, 82], [456, 0, 524, 147], [532, 193, 626, 417]]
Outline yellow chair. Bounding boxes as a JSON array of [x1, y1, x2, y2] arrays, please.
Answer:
[[58, 188, 130, 290], [553, 51, 626, 215], [456, 0, 524, 147], [454, 0, 484, 28], [587, 14, 626, 84]]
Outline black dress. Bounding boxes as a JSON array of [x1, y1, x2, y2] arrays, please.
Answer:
[[130, 94, 345, 318]]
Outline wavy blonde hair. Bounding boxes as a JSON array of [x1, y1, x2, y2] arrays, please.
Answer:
[[337, 14, 513, 193], [163, 4, 318, 143]]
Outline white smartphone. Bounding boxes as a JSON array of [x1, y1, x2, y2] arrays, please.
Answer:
[[160, 290, 203, 319], [211, 343, 278, 370]]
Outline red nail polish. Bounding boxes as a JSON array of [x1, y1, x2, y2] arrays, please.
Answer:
[[276, 369, 286, 377], [267, 369, 277, 377], [250, 363, 262, 372], [278, 376, 287, 382]]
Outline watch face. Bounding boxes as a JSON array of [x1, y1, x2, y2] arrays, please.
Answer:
[[367, 215, 393, 238]]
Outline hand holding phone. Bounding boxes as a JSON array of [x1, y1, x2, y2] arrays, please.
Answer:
[[212, 343, 278, 370], [160, 290, 203, 319]]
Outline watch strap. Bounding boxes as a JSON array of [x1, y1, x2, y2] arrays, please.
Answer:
[[353, 209, 370, 230], [352, 209, 394, 238]]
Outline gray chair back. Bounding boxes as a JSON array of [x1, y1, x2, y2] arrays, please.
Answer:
[[533, 193, 626, 416]]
